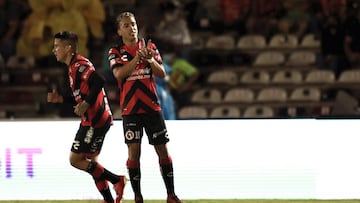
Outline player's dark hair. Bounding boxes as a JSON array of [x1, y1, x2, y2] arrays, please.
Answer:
[[54, 31, 78, 53], [116, 12, 135, 27]]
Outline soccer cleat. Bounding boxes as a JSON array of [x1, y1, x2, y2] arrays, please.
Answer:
[[113, 175, 127, 203], [167, 194, 182, 203], [135, 195, 143, 203]]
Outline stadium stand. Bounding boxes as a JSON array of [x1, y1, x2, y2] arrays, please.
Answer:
[[2, 0, 360, 119]]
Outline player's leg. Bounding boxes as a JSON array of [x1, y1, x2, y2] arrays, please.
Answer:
[[144, 112, 182, 203], [69, 152, 117, 203], [126, 143, 143, 202], [70, 123, 126, 203], [154, 144, 182, 203], [89, 155, 115, 203], [123, 114, 143, 202]]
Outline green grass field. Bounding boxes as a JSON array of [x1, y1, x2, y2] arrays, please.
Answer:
[[1, 200, 360, 203]]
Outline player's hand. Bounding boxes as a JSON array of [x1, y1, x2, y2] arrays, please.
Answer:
[[47, 89, 63, 103], [137, 38, 154, 61], [74, 101, 90, 116], [146, 39, 155, 57]]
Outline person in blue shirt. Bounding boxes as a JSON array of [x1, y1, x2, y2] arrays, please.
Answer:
[[155, 62, 177, 120]]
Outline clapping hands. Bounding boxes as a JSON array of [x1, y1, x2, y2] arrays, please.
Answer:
[[137, 38, 155, 62]]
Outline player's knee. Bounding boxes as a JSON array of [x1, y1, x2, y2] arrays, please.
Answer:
[[69, 152, 83, 168]]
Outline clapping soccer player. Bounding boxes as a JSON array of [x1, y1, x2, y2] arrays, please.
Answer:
[[108, 12, 182, 203]]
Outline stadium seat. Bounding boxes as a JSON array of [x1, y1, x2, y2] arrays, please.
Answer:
[[205, 35, 236, 50], [272, 70, 303, 84], [237, 34, 267, 50], [177, 106, 208, 119], [286, 50, 316, 66], [190, 88, 222, 104], [207, 70, 238, 85], [256, 87, 287, 102], [268, 34, 298, 48], [6, 56, 35, 69], [190, 32, 206, 49], [304, 70, 336, 84], [243, 105, 275, 118], [300, 33, 320, 48], [240, 70, 271, 84], [338, 69, 360, 83], [289, 87, 321, 102], [209, 106, 241, 118], [252, 51, 286, 66], [223, 88, 255, 103]]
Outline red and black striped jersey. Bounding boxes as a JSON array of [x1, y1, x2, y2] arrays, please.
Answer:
[[108, 41, 162, 115], [68, 54, 113, 127]]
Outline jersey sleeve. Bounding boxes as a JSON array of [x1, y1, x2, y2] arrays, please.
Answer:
[[150, 43, 163, 64], [108, 47, 124, 69], [85, 71, 104, 105]]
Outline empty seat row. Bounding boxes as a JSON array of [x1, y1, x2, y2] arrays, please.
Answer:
[[193, 33, 319, 50], [178, 105, 275, 119], [191, 87, 323, 104], [206, 69, 360, 85], [253, 50, 317, 66]]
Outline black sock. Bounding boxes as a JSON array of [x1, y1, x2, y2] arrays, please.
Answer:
[[94, 178, 114, 203], [102, 168, 121, 184], [128, 167, 142, 196], [100, 187, 114, 203], [86, 161, 120, 184], [160, 163, 175, 194]]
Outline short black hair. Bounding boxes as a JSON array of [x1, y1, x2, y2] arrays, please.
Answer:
[[54, 31, 78, 51]]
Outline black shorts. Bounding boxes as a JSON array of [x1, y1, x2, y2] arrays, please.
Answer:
[[71, 119, 111, 155], [122, 111, 169, 145]]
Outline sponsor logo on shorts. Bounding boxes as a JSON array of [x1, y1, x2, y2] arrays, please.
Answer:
[[73, 140, 80, 150], [125, 130, 135, 140], [84, 127, 94, 144]]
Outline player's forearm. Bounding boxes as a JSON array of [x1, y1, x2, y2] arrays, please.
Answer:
[[149, 61, 166, 78], [113, 55, 140, 80]]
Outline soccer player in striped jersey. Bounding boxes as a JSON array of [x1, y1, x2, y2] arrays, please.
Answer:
[[108, 12, 182, 203], [48, 31, 126, 203]]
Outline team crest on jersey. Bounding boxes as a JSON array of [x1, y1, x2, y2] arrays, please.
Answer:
[[125, 130, 135, 140]]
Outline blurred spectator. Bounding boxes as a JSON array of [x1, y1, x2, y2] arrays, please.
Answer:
[[0, 0, 30, 63], [16, 0, 106, 67], [155, 1, 192, 48], [343, 0, 360, 68], [162, 47, 200, 108], [321, 0, 347, 18], [183, 0, 202, 30], [0, 53, 4, 68], [318, 15, 346, 76], [100, 43, 118, 85], [277, 0, 311, 38], [155, 62, 177, 120], [245, 0, 284, 37], [219, 0, 250, 32], [187, 0, 250, 33], [187, 0, 221, 30]]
